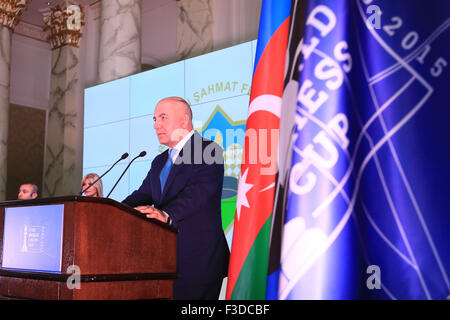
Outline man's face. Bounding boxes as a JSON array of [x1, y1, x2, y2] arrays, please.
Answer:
[[18, 184, 37, 200], [153, 100, 189, 148]]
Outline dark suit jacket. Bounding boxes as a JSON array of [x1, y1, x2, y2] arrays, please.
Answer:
[[122, 132, 230, 296]]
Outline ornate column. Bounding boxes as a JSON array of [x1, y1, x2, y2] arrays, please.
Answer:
[[0, 0, 31, 201], [98, 0, 141, 83], [176, 0, 214, 60], [42, 2, 85, 197]]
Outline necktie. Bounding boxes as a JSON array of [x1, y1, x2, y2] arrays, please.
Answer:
[[160, 148, 175, 193]]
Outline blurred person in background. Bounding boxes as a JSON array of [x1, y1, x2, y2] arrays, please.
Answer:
[[17, 183, 39, 200], [81, 173, 103, 197]]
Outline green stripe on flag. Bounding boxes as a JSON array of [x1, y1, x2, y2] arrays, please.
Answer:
[[230, 216, 272, 299]]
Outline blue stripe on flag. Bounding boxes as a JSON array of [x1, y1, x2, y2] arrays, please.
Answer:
[[253, 0, 291, 72]]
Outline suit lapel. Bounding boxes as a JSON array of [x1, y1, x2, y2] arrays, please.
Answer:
[[160, 150, 184, 200], [160, 133, 198, 200]]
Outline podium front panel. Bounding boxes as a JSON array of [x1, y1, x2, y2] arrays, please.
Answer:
[[2, 205, 64, 273], [0, 197, 177, 300]]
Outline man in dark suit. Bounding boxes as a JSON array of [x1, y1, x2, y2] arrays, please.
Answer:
[[122, 96, 230, 300]]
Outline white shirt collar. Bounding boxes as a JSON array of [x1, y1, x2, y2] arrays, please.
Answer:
[[170, 129, 195, 161]]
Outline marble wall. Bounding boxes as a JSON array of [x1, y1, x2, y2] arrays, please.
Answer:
[[0, 27, 12, 201], [141, 0, 177, 68], [98, 0, 142, 83], [10, 29, 52, 110], [176, 0, 214, 61], [43, 46, 82, 197], [176, 0, 262, 60], [213, 0, 262, 51]]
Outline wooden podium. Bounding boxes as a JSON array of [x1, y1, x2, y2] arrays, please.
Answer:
[[0, 196, 177, 300]]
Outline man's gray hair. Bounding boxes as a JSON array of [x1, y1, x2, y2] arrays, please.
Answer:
[[159, 96, 193, 121]]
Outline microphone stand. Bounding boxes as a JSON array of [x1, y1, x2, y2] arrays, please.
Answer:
[[106, 151, 147, 198], [80, 153, 129, 196]]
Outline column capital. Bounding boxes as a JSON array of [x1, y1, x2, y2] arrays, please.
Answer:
[[0, 0, 31, 30], [42, 2, 85, 50]]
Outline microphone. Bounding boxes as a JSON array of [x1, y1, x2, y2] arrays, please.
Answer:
[[106, 151, 147, 198], [80, 152, 129, 196]]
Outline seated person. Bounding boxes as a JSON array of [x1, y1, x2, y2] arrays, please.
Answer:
[[17, 183, 39, 200], [81, 173, 103, 197]]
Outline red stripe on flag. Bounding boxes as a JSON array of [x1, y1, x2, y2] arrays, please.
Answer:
[[226, 17, 290, 299], [250, 18, 291, 103]]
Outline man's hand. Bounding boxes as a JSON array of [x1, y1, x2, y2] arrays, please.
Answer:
[[134, 206, 169, 223]]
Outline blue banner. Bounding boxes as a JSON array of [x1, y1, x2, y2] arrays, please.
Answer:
[[278, 0, 450, 299]]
